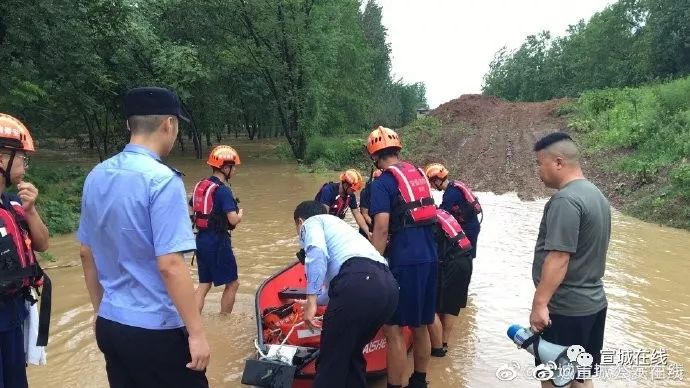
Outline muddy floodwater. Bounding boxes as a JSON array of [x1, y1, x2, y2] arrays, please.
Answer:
[[27, 140, 689, 387]]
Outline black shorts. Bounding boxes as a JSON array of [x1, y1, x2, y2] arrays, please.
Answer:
[[96, 317, 208, 388], [539, 307, 607, 376], [436, 253, 473, 316]]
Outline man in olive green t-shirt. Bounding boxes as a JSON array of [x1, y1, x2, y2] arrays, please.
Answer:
[[530, 132, 611, 388]]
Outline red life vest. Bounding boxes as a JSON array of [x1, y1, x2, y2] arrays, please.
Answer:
[[0, 196, 51, 346], [386, 161, 436, 230], [435, 209, 472, 253], [315, 183, 349, 219], [449, 180, 482, 222], [192, 179, 219, 230]]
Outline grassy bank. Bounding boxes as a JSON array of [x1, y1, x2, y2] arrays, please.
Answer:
[[566, 76, 690, 229], [22, 163, 87, 236], [276, 116, 456, 175], [277, 135, 370, 173]]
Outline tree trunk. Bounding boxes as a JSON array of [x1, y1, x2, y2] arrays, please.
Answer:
[[205, 130, 212, 147], [243, 110, 255, 140], [182, 103, 202, 158], [83, 113, 103, 161], [103, 110, 110, 156], [193, 129, 201, 158], [88, 127, 95, 149], [177, 130, 185, 151], [256, 120, 263, 139]]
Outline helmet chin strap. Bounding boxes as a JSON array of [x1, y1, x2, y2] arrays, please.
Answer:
[[221, 164, 234, 182], [0, 150, 16, 188], [372, 155, 381, 169]]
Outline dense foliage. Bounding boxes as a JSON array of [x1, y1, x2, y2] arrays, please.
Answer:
[[482, 0, 690, 101], [569, 76, 690, 228], [0, 0, 427, 160]]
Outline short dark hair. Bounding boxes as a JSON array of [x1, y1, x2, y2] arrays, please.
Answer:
[[294, 200, 327, 221], [373, 147, 400, 159], [212, 162, 236, 172], [534, 132, 573, 152], [127, 115, 173, 134]]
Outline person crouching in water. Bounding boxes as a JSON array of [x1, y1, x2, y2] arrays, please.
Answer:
[[294, 200, 398, 388], [191, 146, 243, 314], [425, 163, 481, 354], [314, 169, 370, 236], [427, 208, 474, 357]]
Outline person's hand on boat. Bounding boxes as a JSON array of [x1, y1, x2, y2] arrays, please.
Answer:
[[302, 295, 322, 331], [186, 332, 211, 371]]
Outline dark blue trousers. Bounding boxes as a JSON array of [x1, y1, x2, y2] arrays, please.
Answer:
[[313, 257, 398, 388], [0, 326, 27, 388]]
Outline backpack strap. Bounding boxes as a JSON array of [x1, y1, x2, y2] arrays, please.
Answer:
[[35, 265, 51, 346]]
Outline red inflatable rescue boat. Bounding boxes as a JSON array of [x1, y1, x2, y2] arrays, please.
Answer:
[[242, 261, 412, 387]]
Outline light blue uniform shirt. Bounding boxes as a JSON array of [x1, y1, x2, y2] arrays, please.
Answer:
[[77, 144, 196, 330], [299, 214, 387, 300]]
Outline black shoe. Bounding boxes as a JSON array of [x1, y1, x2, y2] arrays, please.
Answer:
[[405, 379, 428, 388], [431, 347, 447, 357], [407, 373, 429, 388]]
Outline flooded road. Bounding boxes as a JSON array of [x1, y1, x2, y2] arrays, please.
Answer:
[[28, 139, 689, 387]]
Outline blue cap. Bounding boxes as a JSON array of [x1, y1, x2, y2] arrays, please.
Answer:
[[125, 87, 190, 122], [507, 324, 522, 340]]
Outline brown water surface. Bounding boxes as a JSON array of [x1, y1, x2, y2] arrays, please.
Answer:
[[28, 139, 689, 387]]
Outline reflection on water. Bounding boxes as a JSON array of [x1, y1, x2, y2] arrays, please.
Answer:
[[28, 140, 690, 387]]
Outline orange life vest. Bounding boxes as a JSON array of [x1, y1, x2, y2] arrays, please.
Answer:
[[436, 209, 472, 253], [449, 180, 482, 222], [315, 183, 349, 219], [192, 178, 233, 231], [192, 179, 219, 229], [386, 161, 436, 231], [0, 195, 51, 346]]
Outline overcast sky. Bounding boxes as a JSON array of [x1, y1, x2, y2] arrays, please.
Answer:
[[375, 0, 616, 108]]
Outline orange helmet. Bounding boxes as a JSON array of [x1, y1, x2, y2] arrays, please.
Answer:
[[207, 145, 240, 168], [0, 113, 35, 152], [366, 126, 401, 155], [425, 163, 448, 180], [340, 169, 363, 192]]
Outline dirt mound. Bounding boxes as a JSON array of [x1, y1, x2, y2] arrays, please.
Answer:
[[424, 94, 572, 199]]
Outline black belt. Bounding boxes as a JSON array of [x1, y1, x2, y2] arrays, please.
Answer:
[[340, 256, 387, 271]]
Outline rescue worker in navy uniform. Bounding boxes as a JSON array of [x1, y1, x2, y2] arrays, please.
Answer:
[[191, 145, 243, 314], [425, 163, 481, 259], [425, 163, 482, 259], [427, 208, 474, 358], [315, 169, 370, 235], [367, 126, 438, 388], [0, 113, 50, 388], [425, 163, 482, 357], [294, 200, 398, 388], [358, 168, 382, 238]]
